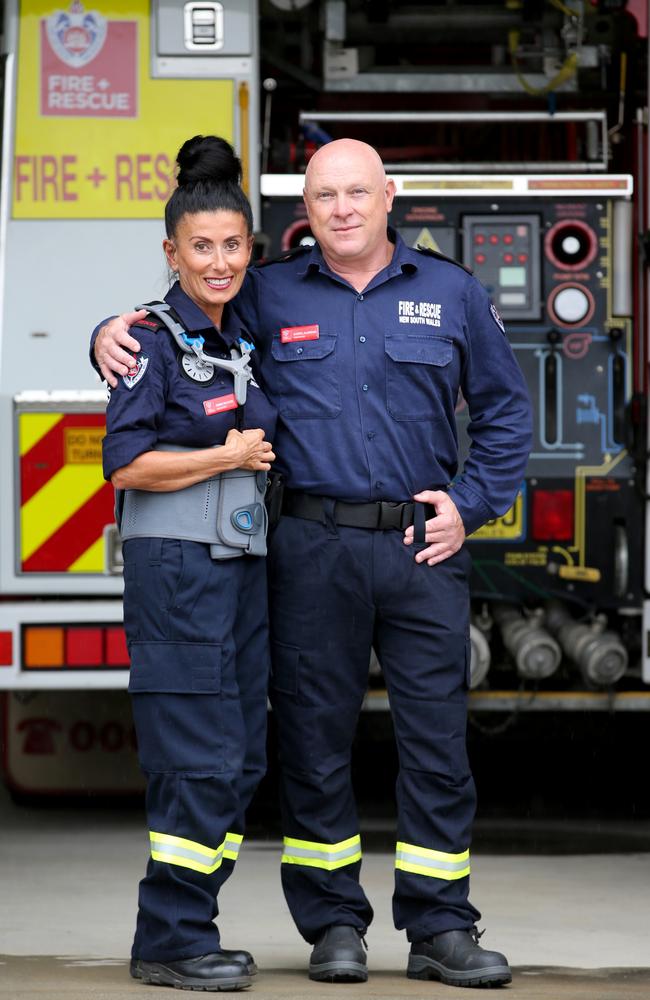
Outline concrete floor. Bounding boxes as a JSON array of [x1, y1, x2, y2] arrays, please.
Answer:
[[1, 790, 649, 999]]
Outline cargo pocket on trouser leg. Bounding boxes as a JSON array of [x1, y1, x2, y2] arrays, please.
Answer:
[[128, 640, 225, 773]]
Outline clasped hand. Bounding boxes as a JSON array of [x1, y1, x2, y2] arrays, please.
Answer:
[[225, 428, 275, 471]]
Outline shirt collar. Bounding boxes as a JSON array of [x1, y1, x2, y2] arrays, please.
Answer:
[[386, 228, 418, 275], [297, 227, 417, 280], [164, 281, 250, 348]]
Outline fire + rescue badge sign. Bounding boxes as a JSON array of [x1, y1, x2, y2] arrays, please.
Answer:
[[40, 1, 138, 118]]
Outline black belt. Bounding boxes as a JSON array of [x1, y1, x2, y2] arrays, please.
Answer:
[[281, 490, 435, 539]]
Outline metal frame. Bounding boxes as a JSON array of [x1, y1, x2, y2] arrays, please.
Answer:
[[261, 173, 633, 199], [298, 110, 609, 173], [363, 690, 650, 713]]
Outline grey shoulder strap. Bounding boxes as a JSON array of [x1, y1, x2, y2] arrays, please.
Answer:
[[135, 300, 192, 353]]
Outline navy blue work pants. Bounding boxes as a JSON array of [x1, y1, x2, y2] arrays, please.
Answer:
[[123, 538, 270, 962], [268, 515, 480, 944]]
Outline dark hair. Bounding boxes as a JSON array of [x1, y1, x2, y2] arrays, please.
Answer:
[[164, 135, 253, 238]]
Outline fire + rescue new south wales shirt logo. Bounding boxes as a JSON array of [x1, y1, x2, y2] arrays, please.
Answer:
[[398, 301, 442, 327]]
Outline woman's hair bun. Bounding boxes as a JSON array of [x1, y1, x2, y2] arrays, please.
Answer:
[[176, 135, 242, 188]]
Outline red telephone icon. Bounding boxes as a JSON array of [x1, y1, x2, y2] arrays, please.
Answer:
[[17, 717, 62, 755]]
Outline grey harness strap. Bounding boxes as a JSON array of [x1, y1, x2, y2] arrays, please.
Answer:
[[135, 300, 253, 404]]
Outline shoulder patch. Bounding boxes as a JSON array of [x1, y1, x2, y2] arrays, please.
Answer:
[[122, 354, 149, 389], [489, 302, 506, 333], [252, 245, 312, 268], [415, 245, 473, 275]]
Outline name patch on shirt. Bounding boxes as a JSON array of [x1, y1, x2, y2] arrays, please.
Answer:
[[280, 324, 320, 343], [203, 393, 238, 415], [398, 301, 441, 328]]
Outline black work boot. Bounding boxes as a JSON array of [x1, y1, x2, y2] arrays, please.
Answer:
[[309, 924, 368, 983], [219, 949, 257, 975], [407, 928, 512, 988], [129, 952, 252, 991]]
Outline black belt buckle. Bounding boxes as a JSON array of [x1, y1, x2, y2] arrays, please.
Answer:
[[377, 501, 412, 531]]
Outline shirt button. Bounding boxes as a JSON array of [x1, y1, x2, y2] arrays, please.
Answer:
[[362, 384, 369, 391], [367, 431, 375, 440], [359, 336, 366, 343], [296, 347, 303, 355], [375, 481, 384, 489], [358, 294, 364, 301]]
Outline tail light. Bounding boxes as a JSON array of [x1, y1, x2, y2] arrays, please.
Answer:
[[0, 631, 14, 666], [531, 489, 574, 541], [23, 625, 130, 670]]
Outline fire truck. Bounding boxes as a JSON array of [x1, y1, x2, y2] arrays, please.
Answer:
[[1, 0, 650, 791]]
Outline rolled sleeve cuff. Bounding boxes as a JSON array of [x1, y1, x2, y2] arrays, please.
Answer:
[[448, 484, 495, 537], [102, 431, 156, 482]]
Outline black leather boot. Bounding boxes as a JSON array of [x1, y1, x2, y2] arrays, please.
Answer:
[[309, 924, 368, 983], [219, 949, 257, 975], [407, 928, 512, 988], [129, 952, 252, 991]]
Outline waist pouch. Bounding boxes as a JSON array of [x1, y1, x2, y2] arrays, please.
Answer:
[[117, 462, 268, 560]]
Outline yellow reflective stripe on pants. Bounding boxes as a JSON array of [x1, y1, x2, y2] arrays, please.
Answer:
[[281, 834, 362, 871], [223, 832, 243, 862], [395, 842, 470, 880], [150, 830, 243, 874]]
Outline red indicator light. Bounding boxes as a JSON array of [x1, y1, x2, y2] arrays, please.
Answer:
[[532, 490, 574, 541], [475, 253, 486, 264], [105, 627, 130, 667], [474, 234, 485, 245], [489, 234, 499, 245], [503, 234, 514, 244], [503, 253, 514, 264], [518, 253, 528, 263], [0, 631, 13, 666], [66, 627, 103, 667]]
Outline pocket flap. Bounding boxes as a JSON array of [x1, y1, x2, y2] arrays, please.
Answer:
[[385, 335, 453, 366], [271, 334, 336, 363], [270, 640, 300, 695], [128, 641, 222, 693]]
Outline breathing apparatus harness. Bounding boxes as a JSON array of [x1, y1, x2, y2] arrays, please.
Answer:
[[115, 301, 268, 559]]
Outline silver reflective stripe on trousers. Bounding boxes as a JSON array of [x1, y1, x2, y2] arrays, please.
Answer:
[[281, 834, 362, 871], [150, 831, 243, 874], [395, 841, 470, 880]]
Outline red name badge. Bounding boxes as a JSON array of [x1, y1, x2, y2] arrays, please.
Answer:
[[203, 394, 238, 415], [280, 324, 320, 343]]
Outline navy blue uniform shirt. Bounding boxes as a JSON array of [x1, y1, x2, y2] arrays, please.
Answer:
[[234, 230, 532, 535], [102, 282, 278, 481]]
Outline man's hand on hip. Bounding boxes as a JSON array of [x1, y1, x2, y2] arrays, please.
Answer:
[[96, 310, 147, 387], [403, 490, 466, 565]]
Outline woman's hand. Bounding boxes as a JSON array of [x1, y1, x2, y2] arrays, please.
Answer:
[[223, 428, 275, 471]]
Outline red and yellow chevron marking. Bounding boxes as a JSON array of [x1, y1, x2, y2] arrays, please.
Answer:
[[19, 412, 114, 573]]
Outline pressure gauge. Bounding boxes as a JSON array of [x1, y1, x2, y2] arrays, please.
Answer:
[[180, 354, 216, 383]]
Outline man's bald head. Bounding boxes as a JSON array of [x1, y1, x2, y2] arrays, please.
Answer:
[[302, 138, 396, 277], [304, 139, 386, 195]]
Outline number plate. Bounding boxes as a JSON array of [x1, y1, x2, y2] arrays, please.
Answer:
[[471, 490, 525, 541]]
